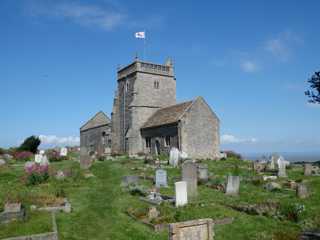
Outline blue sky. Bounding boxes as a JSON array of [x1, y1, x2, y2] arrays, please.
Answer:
[[1, 0, 319, 154]]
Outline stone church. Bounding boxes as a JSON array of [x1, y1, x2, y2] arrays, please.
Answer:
[[80, 58, 220, 159], [111, 58, 220, 159]]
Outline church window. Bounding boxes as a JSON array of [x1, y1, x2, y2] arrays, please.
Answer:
[[165, 136, 170, 147], [146, 137, 151, 148], [125, 82, 129, 92], [154, 81, 159, 89]]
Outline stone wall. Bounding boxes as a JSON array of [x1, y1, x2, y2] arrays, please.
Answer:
[[80, 124, 111, 156], [180, 97, 220, 159]]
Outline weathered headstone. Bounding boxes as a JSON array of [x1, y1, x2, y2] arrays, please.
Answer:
[[175, 181, 188, 207], [155, 169, 167, 187], [80, 147, 91, 169], [148, 207, 160, 221], [297, 183, 309, 199], [169, 148, 180, 167], [34, 154, 42, 164], [169, 218, 214, 240], [60, 147, 68, 157], [0, 159, 6, 166], [269, 155, 277, 170], [197, 164, 209, 183], [304, 164, 313, 176], [225, 176, 240, 196], [121, 175, 139, 187], [182, 162, 198, 199], [278, 159, 287, 177]]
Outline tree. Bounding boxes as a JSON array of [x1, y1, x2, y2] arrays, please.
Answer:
[[19, 136, 41, 154], [305, 71, 320, 104]]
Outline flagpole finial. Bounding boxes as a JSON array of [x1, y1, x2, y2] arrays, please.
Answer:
[[134, 52, 139, 61], [165, 58, 173, 67]]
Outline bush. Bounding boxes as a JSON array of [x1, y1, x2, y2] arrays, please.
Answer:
[[225, 150, 242, 159], [14, 151, 33, 161], [279, 202, 305, 222], [24, 162, 49, 185], [46, 150, 67, 162], [0, 148, 5, 155], [19, 136, 41, 154]]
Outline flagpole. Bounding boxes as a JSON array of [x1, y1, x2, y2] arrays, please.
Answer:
[[143, 29, 146, 61]]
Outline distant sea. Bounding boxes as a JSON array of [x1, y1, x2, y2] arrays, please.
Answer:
[[242, 152, 320, 163]]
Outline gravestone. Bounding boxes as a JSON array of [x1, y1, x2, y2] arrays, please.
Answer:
[[169, 218, 214, 240], [197, 164, 209, 183], [34, 154, 42, 164], [80, 147, 91, 169], [278, 159, 287, 177], [39, 150, 45, 155], [182, 162, 198, 199], [175, 181, 188, 207], [225, 176, 240, 196], [304, 164, 313, 176], [121, 175, 139, 187], [60, 147, 68, 157], [169, 148, 180, 167], [297, 183, 309, 199], [253, 162, 266, 173], [155, 169, 167, 187], [0, 159, 6, 166], [269, 155, 277, 170]]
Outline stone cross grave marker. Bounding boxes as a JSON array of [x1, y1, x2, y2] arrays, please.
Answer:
[[182, 162, 198, 199], [197, 164, 209, 183], [169, 218, 214, 240], [225, 176, 240, 196], [175, 181, 188, 207], [155, 169, 167, 188], [60, 147, 68, 157]]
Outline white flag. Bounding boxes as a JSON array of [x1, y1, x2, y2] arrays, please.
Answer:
[[135, 31, 145, 39]]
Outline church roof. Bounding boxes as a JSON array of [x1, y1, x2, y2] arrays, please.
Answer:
[[141, 100, 194, 129], [80, 111, 111, 131]]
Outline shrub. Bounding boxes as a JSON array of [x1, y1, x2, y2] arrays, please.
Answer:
[[24, 162, 49, 185], [225, 150, 242, 160], [14, 151, 33, 161], [46, 150, 67, 162], [19, 136, 41, 154], [0, 148, 5, 155], [279, 202, 305, 222]]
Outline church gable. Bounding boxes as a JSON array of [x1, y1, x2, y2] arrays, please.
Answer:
[[80, 111, 111, 132]]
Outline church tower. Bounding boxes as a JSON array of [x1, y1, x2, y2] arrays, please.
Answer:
[[111, 58, 176, 155]]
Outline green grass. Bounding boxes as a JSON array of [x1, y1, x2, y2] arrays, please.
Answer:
[[0, 158, 319, 239]]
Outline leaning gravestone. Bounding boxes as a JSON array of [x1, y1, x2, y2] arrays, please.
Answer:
[[304, 164, 313, 176], [175, 181, 188, 207], [80, 147, 91, 169], [182, 162, 198, 199], [155, 169, 167, 187], [60, 147, 68, 157], [197, 164, 209, 183], [169, 218, 214, 240], [225, 176, 240, 196], [169, 148, 180, 167], [278, 159, 287, 177]]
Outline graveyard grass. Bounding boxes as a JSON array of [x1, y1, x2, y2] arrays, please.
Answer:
[[0, 157, 320, 239]]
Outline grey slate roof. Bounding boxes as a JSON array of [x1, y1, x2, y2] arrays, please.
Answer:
[[80, 111, 111, 131], [141, 100, 194, 129]]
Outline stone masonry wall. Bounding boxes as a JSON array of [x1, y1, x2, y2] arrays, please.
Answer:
[[180, 97, 220, 159]]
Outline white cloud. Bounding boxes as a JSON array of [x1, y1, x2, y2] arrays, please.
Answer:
[[240, 60, 258, 73], [27, 1, 126, 31], [39, 135, 79, 146], [221, 134, 257, 144], [265, 31, 302, 62], [306, 102, 320, 108]]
